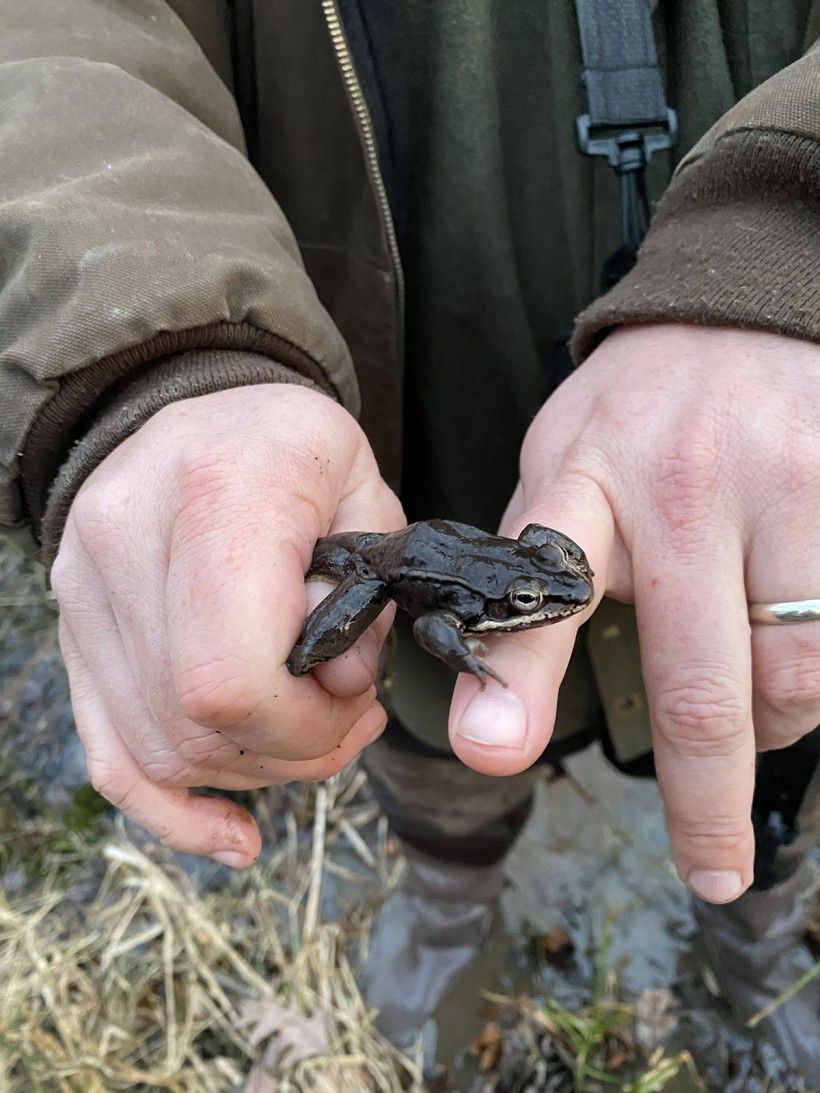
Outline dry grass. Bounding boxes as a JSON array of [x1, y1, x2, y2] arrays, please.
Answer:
[[0, 768, 420, 1092], [1, 539, 815, 1093], [0, 540, 421, 1090]]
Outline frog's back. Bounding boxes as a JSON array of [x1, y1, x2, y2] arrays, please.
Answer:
[[362, 520, 515, 591]]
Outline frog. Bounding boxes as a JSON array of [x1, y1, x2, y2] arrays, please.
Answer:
[[287, 519, 594, 687]]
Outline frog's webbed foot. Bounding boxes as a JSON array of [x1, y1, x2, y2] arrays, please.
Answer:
[[517, 523, 557, 548], [412, 613, 508, 689], [287, 575, 388, 675], [517, 523, 593, 578], [309, 532, 384, 582], [465, 636, 489, 659]]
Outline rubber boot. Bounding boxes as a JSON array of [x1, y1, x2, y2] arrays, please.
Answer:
[[359, 843, 504, 1056], [693, 868, 820, 1085]]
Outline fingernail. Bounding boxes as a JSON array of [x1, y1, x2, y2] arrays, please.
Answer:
[[688, 869, 743, 903], [456, 687, 528, 750], [213, 849, 252, 869]]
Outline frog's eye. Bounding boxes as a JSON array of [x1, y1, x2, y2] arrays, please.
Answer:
[[508, 587, 543, 614]]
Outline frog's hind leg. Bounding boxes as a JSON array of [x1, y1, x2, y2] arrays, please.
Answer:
[[309, 532, 384, 581], [413, 612, 507, 689], [287, 576, 389, 675]]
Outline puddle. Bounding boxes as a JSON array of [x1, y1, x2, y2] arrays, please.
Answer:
[[504, 745, 692, 996], [429, 745, 808, 1090]]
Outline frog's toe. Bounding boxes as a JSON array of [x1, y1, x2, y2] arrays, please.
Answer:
[[466, 655, 508, 689], [286, 642, 311, 675]]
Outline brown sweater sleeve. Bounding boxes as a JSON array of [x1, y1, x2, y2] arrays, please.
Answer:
[[571, 40, 820, 361], [0, 0, 359, 558]]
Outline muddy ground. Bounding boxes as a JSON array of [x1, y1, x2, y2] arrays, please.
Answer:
[[1, 540, 816, 1091]]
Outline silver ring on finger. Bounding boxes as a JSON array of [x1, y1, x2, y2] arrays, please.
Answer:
[[748, 599, 820, 625]]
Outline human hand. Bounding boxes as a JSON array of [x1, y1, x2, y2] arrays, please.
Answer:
[[51, 385, 403, 866], [449, 325, 820, 903]]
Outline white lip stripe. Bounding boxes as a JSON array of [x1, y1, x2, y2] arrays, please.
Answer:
[[469, 605, 582, 632]]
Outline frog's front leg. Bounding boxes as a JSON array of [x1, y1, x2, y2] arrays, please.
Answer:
[[287, 576, 389, 675], [412, 613, 507, 689]]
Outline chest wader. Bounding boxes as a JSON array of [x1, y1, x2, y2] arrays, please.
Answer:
[[367, 0, 674, 864], [364, 0, 819, 889], [357, 3, 819, 1071], [574, 0, 820, 894]]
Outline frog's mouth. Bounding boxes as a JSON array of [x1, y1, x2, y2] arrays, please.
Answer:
[[469, 598, 588, 633]]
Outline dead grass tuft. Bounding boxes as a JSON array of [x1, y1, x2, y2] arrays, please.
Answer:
[[0, 771, 419, 1092]]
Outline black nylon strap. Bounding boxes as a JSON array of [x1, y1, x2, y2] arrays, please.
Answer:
[[572, 0, 676, 283], [574, 0, 668, 128]]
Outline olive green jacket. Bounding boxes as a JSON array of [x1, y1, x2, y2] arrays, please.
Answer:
[[0, 0, 817, 564]]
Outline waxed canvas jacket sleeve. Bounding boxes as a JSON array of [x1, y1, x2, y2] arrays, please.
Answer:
[[0, 0, 360, 557]]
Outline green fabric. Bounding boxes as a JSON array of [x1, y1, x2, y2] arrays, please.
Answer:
[[390, 0, 812, 752], [387, 613, 605, 752], [398, 0, 811, 530], [400, 0, 617, 528], [587, 600, 652, 763]]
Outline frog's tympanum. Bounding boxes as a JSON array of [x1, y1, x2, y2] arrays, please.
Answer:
[[287, 520, 594, 687]]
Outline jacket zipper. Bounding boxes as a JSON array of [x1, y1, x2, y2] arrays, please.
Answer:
[[320, 0, 405, 331]]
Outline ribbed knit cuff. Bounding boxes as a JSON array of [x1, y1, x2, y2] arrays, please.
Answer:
[[41, 350, 322, 563], [571, 130, 820, 362]]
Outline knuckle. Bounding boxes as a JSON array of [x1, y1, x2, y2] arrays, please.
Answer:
[[173, 451, 238, 536], [756, 726, 808, 753], [69, 485, 132, 568], [171, 450, 284, 556], [140, 763, 184, 787], [87, 761, 136, 811], [68, 488, 108, 540], [175, 656, 262, 730], [175, 732, 235, 771], [650, 441, 723, 530], [70, 484, 119, 540], [672, 816, 749, 853], [49, 551, 78, 606], [138, 738, 190, 786], [654, 681, 749, 757], [772, 429, 820, 499], [175, 449, 235, 506], [155, 826, 178, 848], [755, 652, 820, 718]]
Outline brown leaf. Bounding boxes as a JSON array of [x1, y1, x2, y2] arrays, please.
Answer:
[[542, 925, 574, 956], [238, 995, 329, 1068], [535, 924, 575, 968], [242, 1066, 279, 1093], [469, 1021, 503, 1072], [633, 987, 678, 1052], [605, 1030, 634, 1070]]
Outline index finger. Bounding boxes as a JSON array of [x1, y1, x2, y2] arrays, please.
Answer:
[[449, 475, 614, 775], [634, 520, 755, 903]]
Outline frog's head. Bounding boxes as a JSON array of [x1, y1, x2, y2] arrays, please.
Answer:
[[474, 524, 594, 633]]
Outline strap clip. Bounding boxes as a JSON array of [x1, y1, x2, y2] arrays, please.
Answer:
[[576, 108, 678, 284], [575, 107, 678, 168]]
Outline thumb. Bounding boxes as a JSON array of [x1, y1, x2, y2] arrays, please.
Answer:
[[449, 476, 614, 775]]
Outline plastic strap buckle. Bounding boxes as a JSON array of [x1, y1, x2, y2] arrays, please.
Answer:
[[577, 107, 677, 258]]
